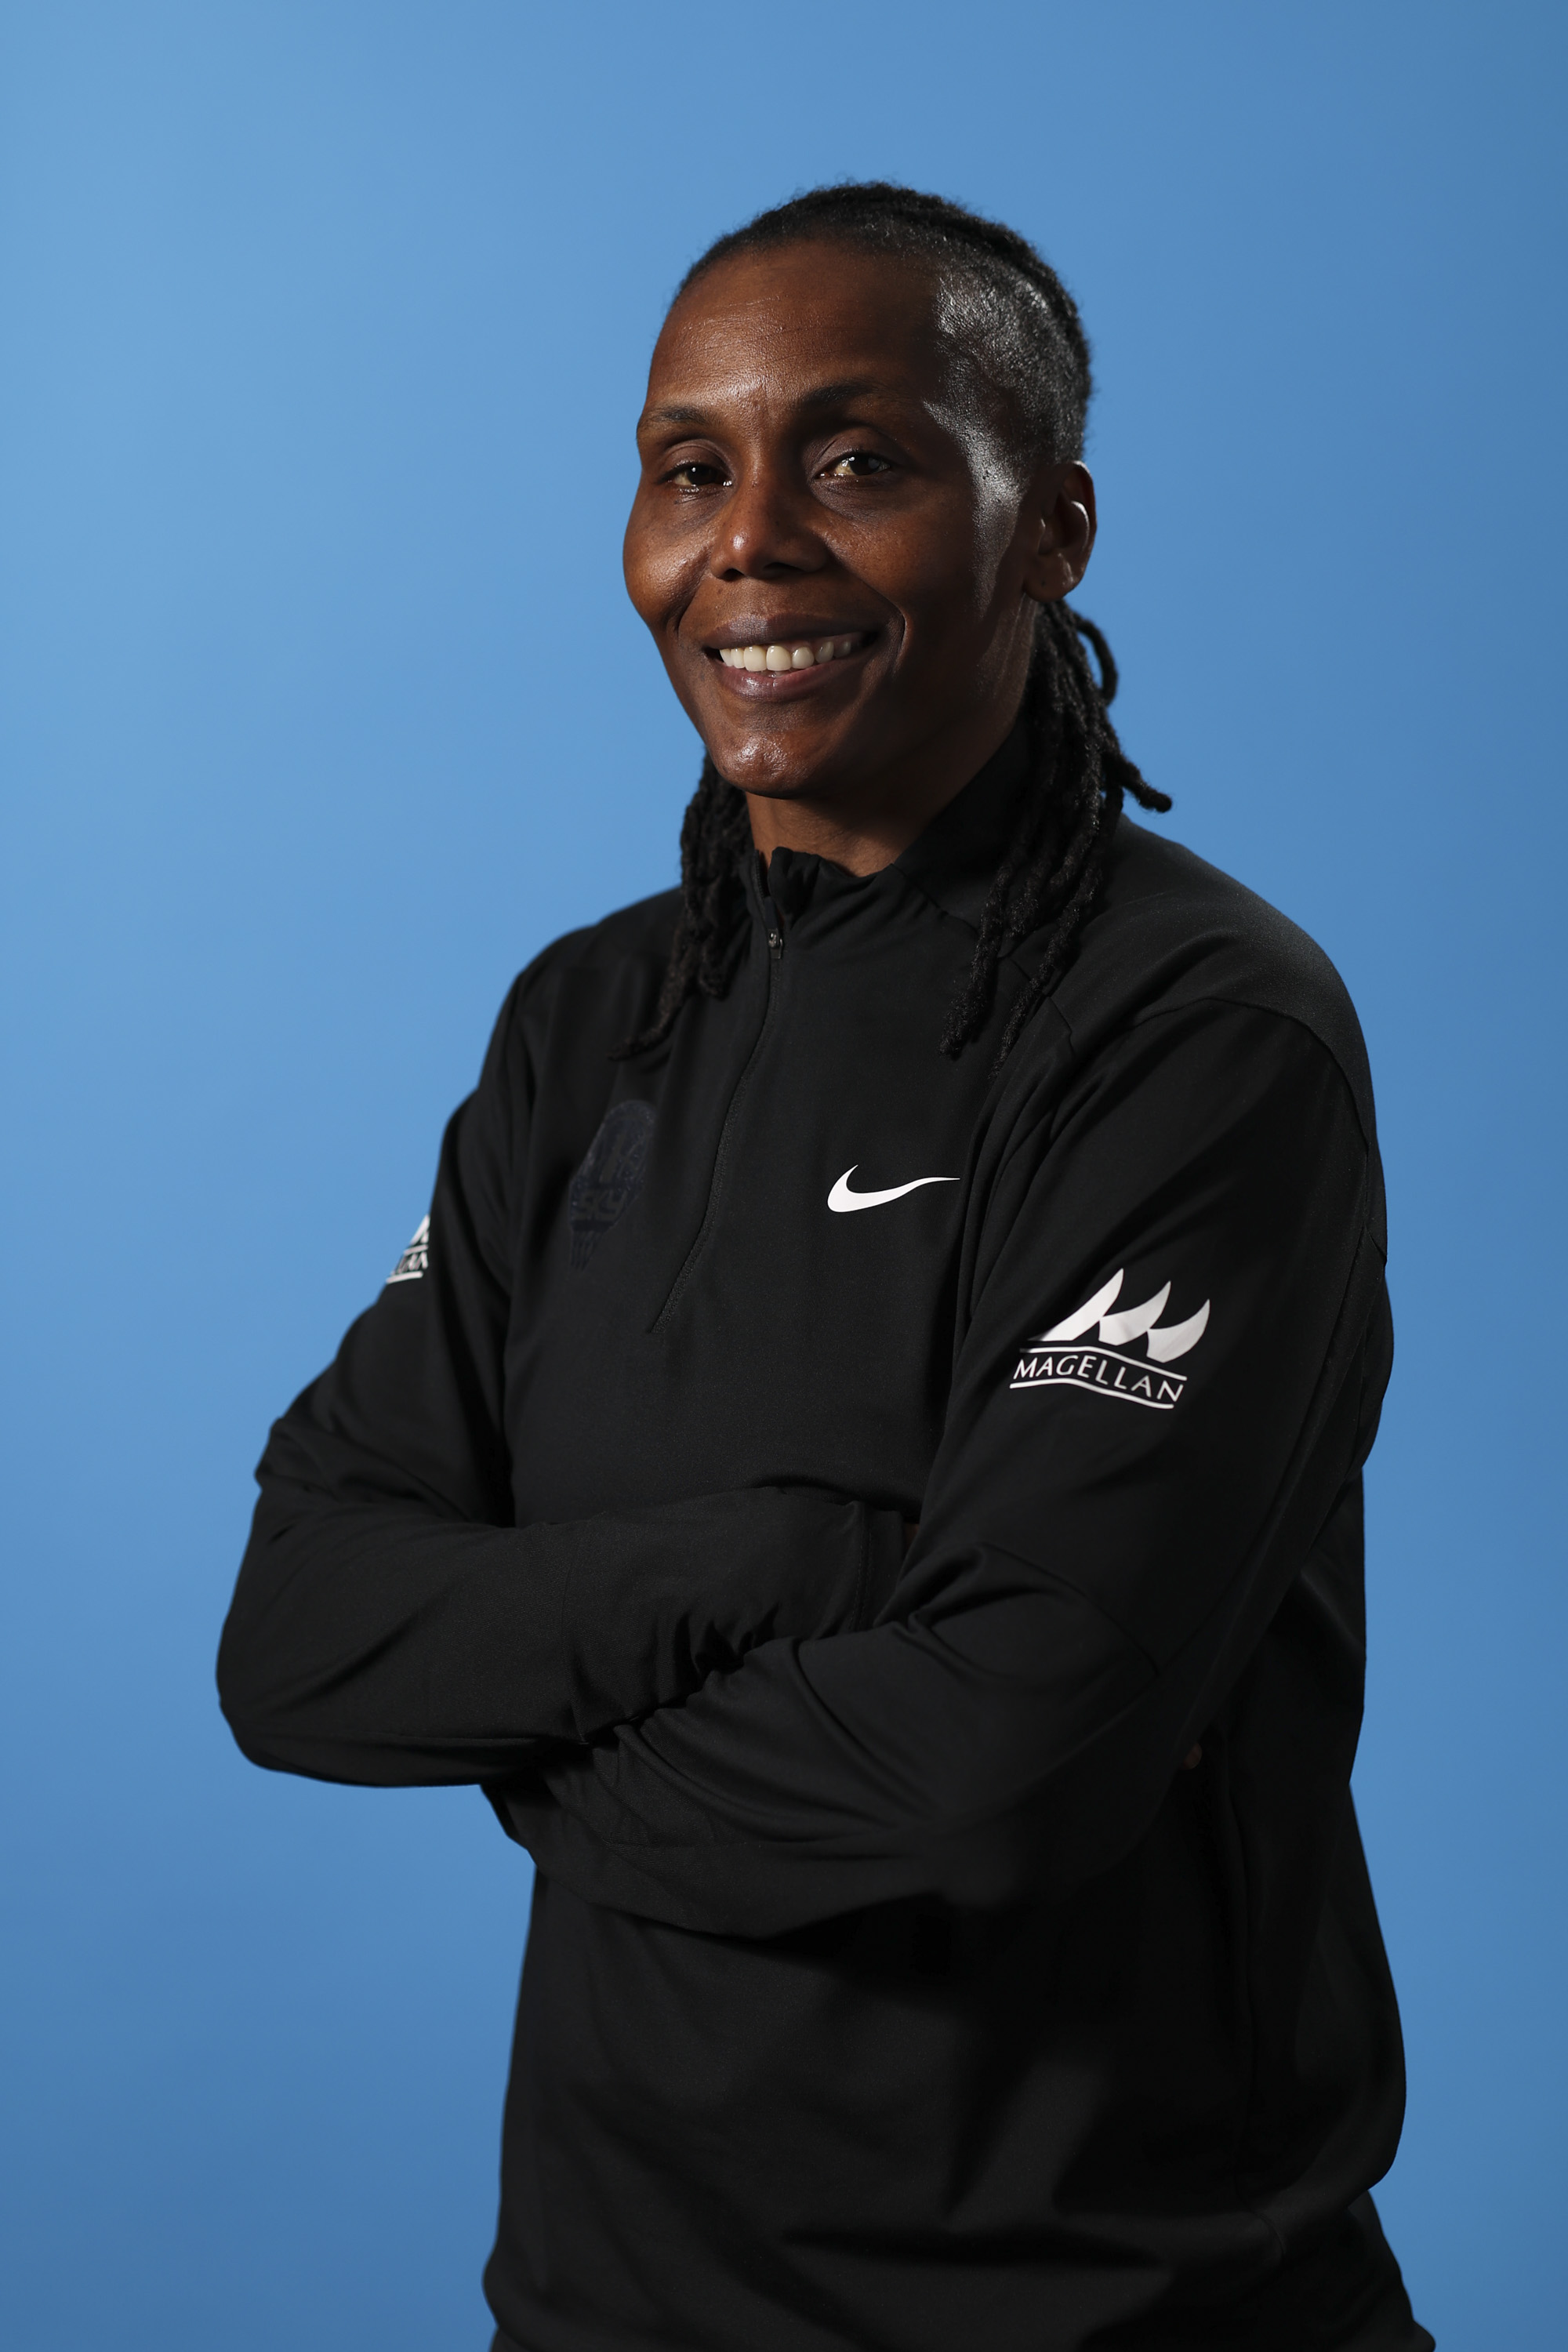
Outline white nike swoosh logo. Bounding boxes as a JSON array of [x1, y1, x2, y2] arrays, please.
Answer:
[[827, 1167, 961, 1213]]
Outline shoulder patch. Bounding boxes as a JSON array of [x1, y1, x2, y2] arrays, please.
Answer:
[[1011, 1269, 1209, 1410], [387, 1214, 430, 1285]]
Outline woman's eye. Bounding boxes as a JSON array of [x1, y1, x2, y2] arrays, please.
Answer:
[[666, 459, 729, 491], [821, 450, 892, 481]]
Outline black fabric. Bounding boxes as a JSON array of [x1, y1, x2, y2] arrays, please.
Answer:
[[219, 739, 1429, 2351]]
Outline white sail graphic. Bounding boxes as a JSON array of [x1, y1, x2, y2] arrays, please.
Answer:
[[1098, 1283, 1171, 1347], [1036, 1269, 1123, 1344], [1031, 1272, 1211, 1366], [1145, 1300, 1210, 1362]]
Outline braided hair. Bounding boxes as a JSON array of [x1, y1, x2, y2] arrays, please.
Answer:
[[615, 182, 1170, 1071]]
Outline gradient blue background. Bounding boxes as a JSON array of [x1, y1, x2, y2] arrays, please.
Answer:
[[2, 4, 1563, 2344]]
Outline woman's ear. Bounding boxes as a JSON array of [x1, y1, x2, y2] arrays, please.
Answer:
[[1021, 461, 1098, 604]]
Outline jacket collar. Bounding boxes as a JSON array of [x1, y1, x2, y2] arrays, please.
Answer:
[[891, 724, 1030, 932], [754, 724, 1033, 938]]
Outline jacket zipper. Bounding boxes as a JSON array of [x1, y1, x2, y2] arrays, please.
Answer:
[[652, 897, 784, 1330]]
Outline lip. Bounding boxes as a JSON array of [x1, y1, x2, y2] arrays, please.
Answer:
[[706, 639, 876, 699], [697, 622, 882, 701], [702, 615, 880, 651]]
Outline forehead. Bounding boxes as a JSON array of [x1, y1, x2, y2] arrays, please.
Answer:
[[645, 242, 956, 418]]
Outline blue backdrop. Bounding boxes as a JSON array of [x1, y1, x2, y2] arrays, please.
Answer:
[[2, 5, 1563, 2345]]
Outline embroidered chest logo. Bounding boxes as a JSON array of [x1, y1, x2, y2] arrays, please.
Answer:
[[1011, 1269, 1210, 1410], [387, 1214, 430, 1284], [569, 1099, 655, 1270]]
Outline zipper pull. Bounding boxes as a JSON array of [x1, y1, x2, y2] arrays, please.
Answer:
[[762, 895, 785, 960]]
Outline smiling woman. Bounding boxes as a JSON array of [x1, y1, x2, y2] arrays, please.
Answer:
[[617, 190, 1170, 1069], [627, 230, 1085, 814], [218, 183, 1430, 2352]]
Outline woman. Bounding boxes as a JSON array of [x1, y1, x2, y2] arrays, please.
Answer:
[[220, 184, 1429, 2351]]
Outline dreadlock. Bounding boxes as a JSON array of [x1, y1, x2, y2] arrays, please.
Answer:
[[614, 181, 1171, 1072]]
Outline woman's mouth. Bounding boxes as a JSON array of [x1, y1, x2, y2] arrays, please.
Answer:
[[713, 631, 871, 673]]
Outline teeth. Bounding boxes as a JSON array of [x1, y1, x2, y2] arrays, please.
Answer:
[[718, 634, 862, 672]]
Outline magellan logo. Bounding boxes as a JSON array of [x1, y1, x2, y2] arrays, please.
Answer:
[[387, 1214, 430, 1285], [1011, 1269, 1210, 1410]]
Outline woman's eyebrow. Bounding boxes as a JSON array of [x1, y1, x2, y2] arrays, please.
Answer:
[[640, 379, 900, 430], [793, 379, 887, 412], [641, 402, 710, 427]]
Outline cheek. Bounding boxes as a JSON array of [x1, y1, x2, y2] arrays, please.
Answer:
[[876, 503, 1009, 642], [890, 405, 1029, 630], [622, 502, 695, 630], [957, 466, 1030, 614]]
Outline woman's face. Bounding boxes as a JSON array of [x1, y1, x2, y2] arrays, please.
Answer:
[[623, 241, 1094, 829]]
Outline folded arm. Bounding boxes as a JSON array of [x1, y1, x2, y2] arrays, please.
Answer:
[[495, 1005, 1389, 1936], [217, 977, 903, 1785]]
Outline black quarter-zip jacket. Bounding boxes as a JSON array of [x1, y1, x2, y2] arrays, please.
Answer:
[[219, 737, 1430, 2352]]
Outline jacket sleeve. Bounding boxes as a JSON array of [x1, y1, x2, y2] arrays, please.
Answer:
[[216, 971, 904, 1786], [496, 1001, 1391, 1935]]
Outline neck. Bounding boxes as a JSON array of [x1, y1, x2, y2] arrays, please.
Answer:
[[743, 699, 1022, 877]]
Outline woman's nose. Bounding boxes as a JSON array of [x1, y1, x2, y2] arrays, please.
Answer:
[[712, 466, 826, 580]]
